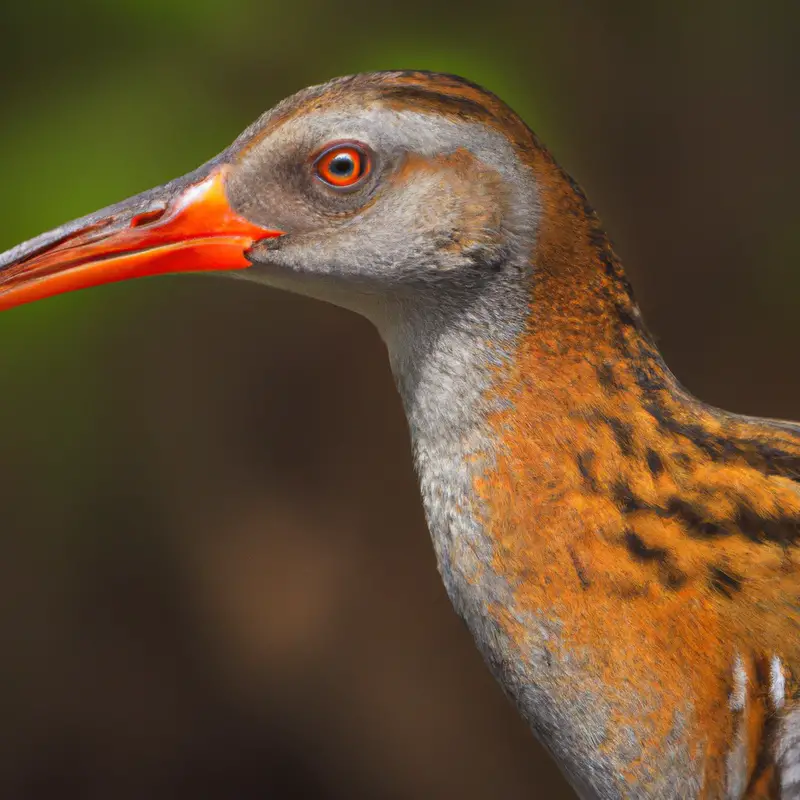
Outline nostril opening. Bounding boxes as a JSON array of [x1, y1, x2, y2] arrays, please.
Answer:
[[131, 207, 167, 228]]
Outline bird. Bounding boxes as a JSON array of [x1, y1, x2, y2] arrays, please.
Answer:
[[0, 70, 798, 799]]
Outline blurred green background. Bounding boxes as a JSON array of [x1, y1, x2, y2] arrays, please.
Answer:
[[0, 1, 798, 798]]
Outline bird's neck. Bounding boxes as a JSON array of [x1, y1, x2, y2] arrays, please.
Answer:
[[382, 228, 800, 797], [382, 266, 669, 795], [379, 163, 712, 795], [381, 146, 666, 618]]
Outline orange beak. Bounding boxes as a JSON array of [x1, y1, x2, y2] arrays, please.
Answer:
[[0, 165, 281, 311]]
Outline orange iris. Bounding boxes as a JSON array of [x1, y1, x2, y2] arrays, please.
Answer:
[[315, 145, 370, 188]]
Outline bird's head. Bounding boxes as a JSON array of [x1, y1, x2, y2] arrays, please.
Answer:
[[227, 71, 540, 307], [0, 73, 544, 315], [0, 71, 638, 348]]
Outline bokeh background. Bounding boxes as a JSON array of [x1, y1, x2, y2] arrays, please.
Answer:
[[0, 1, 798, 797]]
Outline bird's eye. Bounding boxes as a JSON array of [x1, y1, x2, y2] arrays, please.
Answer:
[[314, 144, 370, 189]]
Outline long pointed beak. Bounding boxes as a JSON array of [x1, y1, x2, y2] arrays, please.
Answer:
[[0, 165, 281, 311]]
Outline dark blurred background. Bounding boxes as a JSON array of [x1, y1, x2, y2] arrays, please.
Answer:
[[0, 1, 798, 798]]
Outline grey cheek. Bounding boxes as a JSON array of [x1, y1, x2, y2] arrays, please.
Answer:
[[251, 171, 460, 267]]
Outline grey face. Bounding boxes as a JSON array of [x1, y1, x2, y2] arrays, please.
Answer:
[[223, 97, 540, 318]]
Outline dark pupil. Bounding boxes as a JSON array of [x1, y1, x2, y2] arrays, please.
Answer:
[[330, 154, 355, 176]]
